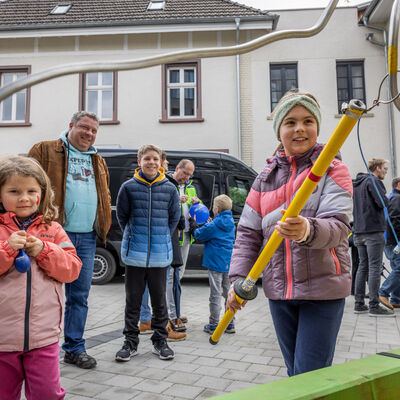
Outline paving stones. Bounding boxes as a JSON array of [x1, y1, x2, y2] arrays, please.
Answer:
[[51, 277, 400, 399]]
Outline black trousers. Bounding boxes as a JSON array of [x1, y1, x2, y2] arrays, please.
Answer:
[[123, 266, 168, 346]]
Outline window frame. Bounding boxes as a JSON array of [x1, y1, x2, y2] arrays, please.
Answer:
[[336, 60, 366, 113], [79, 71, 119, 125], [147, 0, 165, 10], [160, 60, 204, 123], [269, 63, 298, 112], [0, 65, 31, 127]]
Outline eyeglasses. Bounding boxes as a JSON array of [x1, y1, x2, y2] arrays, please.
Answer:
[[180, 168, 193, 178]]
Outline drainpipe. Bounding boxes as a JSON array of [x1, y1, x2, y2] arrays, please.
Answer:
[[235, 17, 242, 160], [363, 17, 397, 176]]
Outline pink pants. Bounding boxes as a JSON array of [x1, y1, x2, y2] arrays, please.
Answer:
[[0, 342, 65, 400]]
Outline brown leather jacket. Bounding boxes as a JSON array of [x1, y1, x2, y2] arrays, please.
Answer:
[[28, 138, 112, 242]]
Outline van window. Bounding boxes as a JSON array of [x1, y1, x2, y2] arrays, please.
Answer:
[[191, 174, 215, 210], [227, 175, 253, 213]]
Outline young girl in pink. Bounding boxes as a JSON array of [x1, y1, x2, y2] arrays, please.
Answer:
[[0, 156, 82, 400]]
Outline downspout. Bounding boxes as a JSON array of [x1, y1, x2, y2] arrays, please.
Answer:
[[362, 16, 397, 176], [235, 17, 242, 160]]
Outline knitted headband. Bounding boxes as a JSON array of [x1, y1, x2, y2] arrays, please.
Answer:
[[272, 94, 321, 139]]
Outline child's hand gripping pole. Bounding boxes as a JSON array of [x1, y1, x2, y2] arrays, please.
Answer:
[[210, 99, 366, 345]]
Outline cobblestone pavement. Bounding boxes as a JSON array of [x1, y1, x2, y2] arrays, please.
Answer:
[[55, 277, 400, 399]]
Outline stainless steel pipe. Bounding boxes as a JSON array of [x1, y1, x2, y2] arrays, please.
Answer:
[[0, 0, 339, 102]]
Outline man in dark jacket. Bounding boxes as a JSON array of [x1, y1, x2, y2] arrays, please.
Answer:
[[379, 177, 400, 309], [353, 158, 394, 317]]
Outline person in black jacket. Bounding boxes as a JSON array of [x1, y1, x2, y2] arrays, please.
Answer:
[[353, 158, 394, 317], [379, 177, 400, 309]]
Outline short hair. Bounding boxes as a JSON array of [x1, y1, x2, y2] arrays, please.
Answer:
[[0, 156, 58, 224], [368, 158, 388, 172], [392, 177, 400, 189], [177, 159, 194, 170], [213, 194, 232, 212], [161, 151, 167, 162], [70, 111, 99, 126], [137, 144, 162, 161]]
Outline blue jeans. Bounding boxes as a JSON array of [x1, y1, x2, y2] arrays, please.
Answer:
[[140, 285, 151, 323], [269, 299, 345, 377], [354, 232, 385, 309], [62, 231, 97, 355], [379, 245, 400, 304]]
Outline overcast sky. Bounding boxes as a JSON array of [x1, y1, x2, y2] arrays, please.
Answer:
[[238, 0, 366, 11]]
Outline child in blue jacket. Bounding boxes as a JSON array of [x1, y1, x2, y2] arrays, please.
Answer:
[[190, 195, 236, 334]]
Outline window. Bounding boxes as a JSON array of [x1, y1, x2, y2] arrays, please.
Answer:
[[270, 63, 298, 112], [0, 66, 31, 126], [147, 0, 165, 10], [161, 61, 203, 122], [227, 175, 254, 213], [79, 72, 118, 124], [336, 61, 366, 113], [50, 4, 72, 14]]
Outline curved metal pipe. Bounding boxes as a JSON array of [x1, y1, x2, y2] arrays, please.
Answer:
[[0, 0, 338, 102], [389, 0, 400, 111]]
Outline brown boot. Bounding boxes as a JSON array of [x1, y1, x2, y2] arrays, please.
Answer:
[[167, 321, 186, 342], [139, 320, 153, 334], [379, 296, 394, 310]]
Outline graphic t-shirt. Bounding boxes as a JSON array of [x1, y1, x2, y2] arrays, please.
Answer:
[[61, 131, 98, 233]]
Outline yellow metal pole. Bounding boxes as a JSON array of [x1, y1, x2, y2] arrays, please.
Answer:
[[210, 100, 366, 345]]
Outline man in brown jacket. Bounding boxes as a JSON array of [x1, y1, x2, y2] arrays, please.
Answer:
[[28, 111, 111, 369]]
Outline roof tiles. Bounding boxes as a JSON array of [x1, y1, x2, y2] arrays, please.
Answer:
[[0, 0, 271, 28]]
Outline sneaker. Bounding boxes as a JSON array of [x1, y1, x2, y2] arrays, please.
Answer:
[[369, 305, 395, 317], [180, 316, 188, 323], [167, 321, 186, 342], [225, 323, 236, 334], [152, 340, 174, 360], [354, 304, 369, 314], [64, 351, 97, 369], [115, 341, 137, 362], [203, 323, 217, 334], [170, 318, 186, 332], [379, 296, 394, 310], [139, 320, 153, 334]]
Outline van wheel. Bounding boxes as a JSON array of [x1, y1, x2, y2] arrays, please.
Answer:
[[92, 248, 116, 285]]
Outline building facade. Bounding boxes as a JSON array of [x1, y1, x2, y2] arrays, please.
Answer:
[[0, 0, 398, 184]]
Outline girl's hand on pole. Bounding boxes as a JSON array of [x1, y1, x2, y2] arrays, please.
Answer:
[[8, 231, 26, 251], [275, 209, 308, 242], [226, 285, 247, 313], [24, 236, 44, 257]]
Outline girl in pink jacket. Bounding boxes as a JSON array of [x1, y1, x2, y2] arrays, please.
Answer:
[[0, 156, 82, 400], [227, 91, 353, 377]]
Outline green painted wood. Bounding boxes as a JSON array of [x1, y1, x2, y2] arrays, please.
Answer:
[[211, 349, 400, 400]]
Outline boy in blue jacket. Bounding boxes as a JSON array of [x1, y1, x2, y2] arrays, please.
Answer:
[[115, 144, 180, 361], [190, 195, 236, 334]]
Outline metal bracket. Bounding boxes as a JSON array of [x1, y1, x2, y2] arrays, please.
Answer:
[[233, 277, 258, 301]]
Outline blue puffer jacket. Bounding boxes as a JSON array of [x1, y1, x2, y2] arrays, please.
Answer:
[[116, 168, 180, 267], [193, 210, 235, 273]]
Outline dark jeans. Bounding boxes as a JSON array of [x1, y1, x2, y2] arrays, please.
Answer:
[[269, 299, 345, 377], [354, 232, 385, 309], [124, 266, 168, 346], [62, 231, 97, 355], [379, 245, 400, 304]]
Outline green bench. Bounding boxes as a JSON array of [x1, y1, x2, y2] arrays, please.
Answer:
[[211, 348, 400, 399]]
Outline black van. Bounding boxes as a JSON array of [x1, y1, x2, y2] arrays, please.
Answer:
[[93, 149, 257, 284]]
